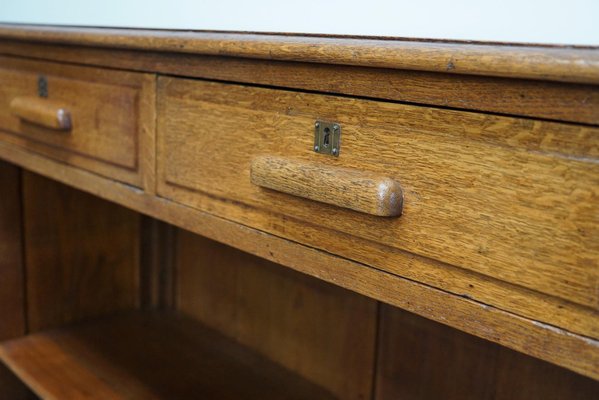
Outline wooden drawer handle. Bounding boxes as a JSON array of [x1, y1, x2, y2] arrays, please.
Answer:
[[10, 96, 72, 130], [250, 155, 403, 217]]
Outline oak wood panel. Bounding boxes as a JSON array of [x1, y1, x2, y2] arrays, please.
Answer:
[[22, 172, 140, 332], [0, 160, 25, 340], [375, 304, 599, 399], [1, 41, 597, 126], [0, 312, 335, 400], [176, 231, 377, 400], [0, 141, 597, 379], [0, 25, 598, 84], [157, 78, 599, 319], [0, 55, 155, 188]]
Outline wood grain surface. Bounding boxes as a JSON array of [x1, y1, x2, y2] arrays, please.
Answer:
[[0, 312, 336, 400], [1, 40, 597, 125], [0, 160, 25, 341], [0, 25, 597, 394], [22, 172, 140, 332], [157, 77, 599, 325], [176, 231, 377, 400], [0, 55, 155, 188], [375, 305, 599, 399], [251, 155, 403, 217], [0, 24, 598, 84], [0, 141, 596, 379]]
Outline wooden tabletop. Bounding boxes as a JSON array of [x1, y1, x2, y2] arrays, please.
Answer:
[[0, 23, 598, 84]]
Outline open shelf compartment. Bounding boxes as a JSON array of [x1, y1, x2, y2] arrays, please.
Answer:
[[0, 312, 335, 400]]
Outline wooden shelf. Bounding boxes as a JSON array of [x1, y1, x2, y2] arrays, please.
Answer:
[[0, 312, 336, 400]]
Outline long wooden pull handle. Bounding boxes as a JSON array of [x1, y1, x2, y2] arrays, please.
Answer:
[[250, 155, 403, 217], [10, 96, 72, 130]]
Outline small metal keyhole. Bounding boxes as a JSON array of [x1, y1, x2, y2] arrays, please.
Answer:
[[323, 127, 331, 148], [38, 75, 48, 98], [314, 120, 341, 157]]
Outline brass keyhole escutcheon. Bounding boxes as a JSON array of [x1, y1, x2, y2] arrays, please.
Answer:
[[313, 121, 341, 156]]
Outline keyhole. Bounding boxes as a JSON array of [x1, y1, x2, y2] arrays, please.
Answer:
[[323, 127, 331, 148]]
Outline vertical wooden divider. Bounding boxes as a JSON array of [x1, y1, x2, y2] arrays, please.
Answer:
[[0, 160, 25, 340], [140, 216, 177, 310], [0, 161, 33, 399]]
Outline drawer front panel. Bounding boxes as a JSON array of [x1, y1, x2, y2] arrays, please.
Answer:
[[157, 77, 599, 316], [0, 56, 154, 186]]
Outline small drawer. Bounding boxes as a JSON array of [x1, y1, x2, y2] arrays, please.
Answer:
[[0, 56, 154, 187], [157, 77, 599, 333]]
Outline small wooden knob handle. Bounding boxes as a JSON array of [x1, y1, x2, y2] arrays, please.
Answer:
[[250, 155, 403, 217], [10, 96, 72, 130]]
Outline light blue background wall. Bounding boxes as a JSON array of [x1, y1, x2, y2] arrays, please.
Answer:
[[1, 0, 598, 45]]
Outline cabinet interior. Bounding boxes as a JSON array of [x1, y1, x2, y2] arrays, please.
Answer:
[[0, 162, 597, 399]]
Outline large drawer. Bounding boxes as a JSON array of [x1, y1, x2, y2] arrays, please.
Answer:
[[0, 56, 154, 187], [157, 77, 599, 335]]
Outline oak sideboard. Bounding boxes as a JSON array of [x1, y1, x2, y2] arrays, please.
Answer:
[[0, 24, 598, 399]]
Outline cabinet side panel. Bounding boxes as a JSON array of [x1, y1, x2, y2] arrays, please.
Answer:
[[0, 160, 25, 340], [22, 171, 140, 332], [375, 304, 599, 400], [176, 229, 377, 400], [0, 363, 36, 400]]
